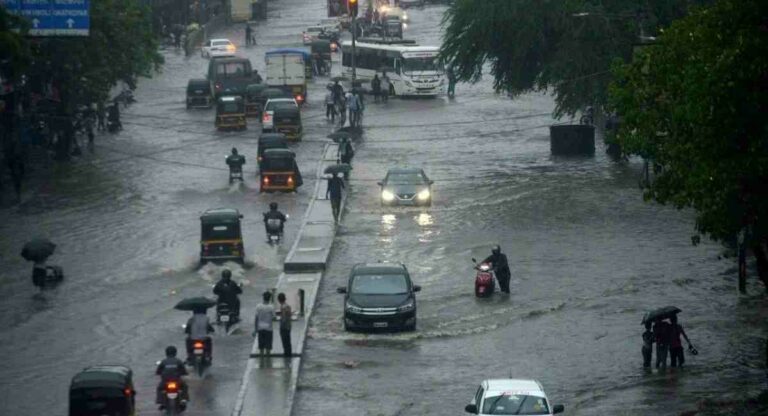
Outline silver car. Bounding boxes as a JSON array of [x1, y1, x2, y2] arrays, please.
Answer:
[[378, 168, 433, 207]]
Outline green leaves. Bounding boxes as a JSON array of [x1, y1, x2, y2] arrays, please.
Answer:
[[609, 0, 768, 246]]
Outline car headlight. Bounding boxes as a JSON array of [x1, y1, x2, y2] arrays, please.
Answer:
[[382, 189, 395, 202], [404, 80, 414, 87], [346, 302, 363, 313], [398, 300, 414, 312], [403, 13, 408, 21], [417, 189, 430, 200]]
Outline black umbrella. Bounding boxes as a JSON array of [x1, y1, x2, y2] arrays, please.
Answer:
[[324, 164, 352, 175], [174, 297, 217, 312], [327, 131, 352, 142], [21, 238, 56, 262], [641, 306, 681, 324]]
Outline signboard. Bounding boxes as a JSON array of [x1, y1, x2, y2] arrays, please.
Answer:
[[1, 0, 90, 36]]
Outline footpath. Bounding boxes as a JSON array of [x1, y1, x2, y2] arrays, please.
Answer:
[[231, 143, 343, 416]]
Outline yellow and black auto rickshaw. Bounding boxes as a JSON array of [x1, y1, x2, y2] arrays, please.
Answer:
[[257, 132, 288, 169], [245, 83, 267, 118], [215, 96, 246, 131], [260, 149, 303, 193], [200, 208, 245, 264], [69, 365, 136, 416], [186, 78, 213, 109], [272, 106, 303, 141]]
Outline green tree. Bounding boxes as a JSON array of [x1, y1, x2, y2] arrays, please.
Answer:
[[439, 0, 704, 118], [609, 0, 768, 287]]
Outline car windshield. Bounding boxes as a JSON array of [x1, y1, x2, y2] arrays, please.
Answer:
[[482, 394, 549, 415], [202, 223, 240, 240], [387, 172, 425, 185], [216, 62, 248, 77], [351, 274, 409, 295], [403, 57, 441, 73]]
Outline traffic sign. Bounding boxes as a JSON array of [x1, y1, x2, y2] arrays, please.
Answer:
[[1, 0, 90, 36]]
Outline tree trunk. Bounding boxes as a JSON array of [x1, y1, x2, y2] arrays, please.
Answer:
[[752, 239, 768, 291]]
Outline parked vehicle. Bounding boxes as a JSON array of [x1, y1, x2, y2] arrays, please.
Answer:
[[200, 208, 245, 264], [265, 49, 310, 103], [260, 149, 303, 193], [207, 56, 257, 98], [69, 365, 136, 416], [464, 379, 564, 416], [378, 167, 433, 206], [337, 262, 421, 332], [215, 96, 247, 131], [186, 79, 213, 109], [201, 39, 236, 58]]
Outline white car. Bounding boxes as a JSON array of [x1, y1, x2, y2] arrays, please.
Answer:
[[262, 98, 298, 132], [302, 26, 325, 45], [201, 39, 236, 58], [465, 379, 564, 416]]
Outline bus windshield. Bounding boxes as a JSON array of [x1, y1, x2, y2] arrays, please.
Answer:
[[403, 56, 441, 74]]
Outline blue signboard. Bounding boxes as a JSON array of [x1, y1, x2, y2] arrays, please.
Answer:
[[1, 0, 90, 36]]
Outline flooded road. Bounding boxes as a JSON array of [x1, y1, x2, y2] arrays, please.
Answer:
[[295, 3, 768, 416]]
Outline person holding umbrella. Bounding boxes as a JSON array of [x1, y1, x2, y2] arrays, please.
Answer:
[[21, 238, 62, 289], [185, 308, 214, 365]]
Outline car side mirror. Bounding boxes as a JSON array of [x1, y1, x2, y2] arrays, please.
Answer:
[[471, 258, 477, 263], [336, 287, 347, 294], [413, 285, 421, 292], [464, 404, 478, 414], [553, 404, 565, 414]]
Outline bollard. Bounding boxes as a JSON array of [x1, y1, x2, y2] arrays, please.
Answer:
[[298, 289, 305, 317]]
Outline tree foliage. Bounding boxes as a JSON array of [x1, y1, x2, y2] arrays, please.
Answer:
[[609, 0, 768, 284], [439, 0, 703, 118]]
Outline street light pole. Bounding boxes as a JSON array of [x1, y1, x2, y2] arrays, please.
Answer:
[[351, 15, 357, 82]]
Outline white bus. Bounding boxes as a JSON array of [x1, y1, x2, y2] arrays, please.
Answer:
[[341, 39, 445, 97]]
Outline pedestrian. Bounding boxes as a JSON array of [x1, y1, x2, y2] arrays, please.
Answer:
[[642, 321, 654, 369], [325, 87, 336, 122], [332, 80, 345, 107], [356, 89, 365, 127], [381, 72, 391, 103], [96, 100, 106, 131], [253, 69, 263, 84], [339, 138, 354, 165], [245, 23, 253, 46], [337, 94, 347, 127], [346, 91, 359, 128], [253, 291, 275, 356], [371, 74, 381, 103], [277, 293, 292, 357], [326, 173, 345, 222], [447, 65, 457, 98], [654, 319, 671, 369], [669, 315, 692, 368]]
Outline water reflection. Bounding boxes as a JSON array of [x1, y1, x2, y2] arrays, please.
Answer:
[[416, 212, 433, 226]]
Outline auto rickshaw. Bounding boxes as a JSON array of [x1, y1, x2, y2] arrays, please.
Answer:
[[260, 149, 303, 192], [187, 78, 212, 109], [272, 106, 303, 141], [245, 83, 267, 118], [215, 96, 247, 131], [258, 132, 288, 168], [69, 365, 136, 416], [200, 208, 245, 264]]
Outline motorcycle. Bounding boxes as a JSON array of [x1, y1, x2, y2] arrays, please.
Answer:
[[160, 379, 186, 415], [216, 301, 239, 332], [471, 258, 495, 298], [190, 339, 209, 377], [228, 166, 244, 184], [265, 217, 284, 244]]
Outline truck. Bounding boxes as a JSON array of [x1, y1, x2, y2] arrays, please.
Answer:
[[231, 0, 266, 22], [265, 49, 309, 104], [207, 57, 258, 98]]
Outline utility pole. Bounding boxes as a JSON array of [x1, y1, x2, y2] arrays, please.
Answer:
[[348, 0, 359, 82]]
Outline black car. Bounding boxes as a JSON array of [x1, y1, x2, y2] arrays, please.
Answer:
[[337, 263, 421, 332], [378, 167, 433, 207]]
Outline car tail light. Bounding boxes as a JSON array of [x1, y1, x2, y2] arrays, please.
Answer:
[[263, 176, 270, 185], [262, 113, 272, 123], [215, 82, 222, 91], [193, 341, 204, 349], [287, 176, 294, 184], [295, 95, 303, 103], [258, 156, 263, 162], [166, 381, 178, 392], [124, 388, 132, 396]]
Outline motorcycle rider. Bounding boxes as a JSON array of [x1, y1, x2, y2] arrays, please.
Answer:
[[483, 245, 511, 294], [184, 309, 214, 364], [226, 147, 246, 182], [213, 269, 242, 322], [155, 345, 189, 408], [263, 202, 287, 236]]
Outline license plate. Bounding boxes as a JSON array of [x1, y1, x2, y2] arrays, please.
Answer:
[[167, 392, 178, 399], [221, 315, 230, 322], [373, 322, 388, 328], [194, 348, 203, 354]]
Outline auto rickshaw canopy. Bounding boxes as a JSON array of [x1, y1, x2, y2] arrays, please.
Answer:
[[246, 83, 267, 99], [217, 95, 244, 114], [258, 133, 288, 159], [70, 365, 134, 392], [187, 78, 211, 95]]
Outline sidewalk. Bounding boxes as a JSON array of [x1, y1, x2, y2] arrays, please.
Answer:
[[232, 143, 343, 416]]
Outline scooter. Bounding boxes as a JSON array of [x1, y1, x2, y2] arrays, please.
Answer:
[[228, 166, 244, 184], [216, 301, 239, 332], [160, 378, 186, 415], [471, 258, 495, 298], [265, 216, 287, 244]]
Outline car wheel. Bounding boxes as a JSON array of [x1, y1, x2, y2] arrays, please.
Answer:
[[405, 320, 417, 332]]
